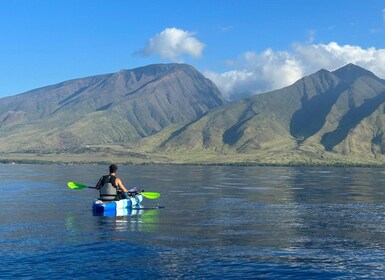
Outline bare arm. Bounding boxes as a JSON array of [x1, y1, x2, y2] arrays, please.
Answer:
[[115, 178, 128, 193]]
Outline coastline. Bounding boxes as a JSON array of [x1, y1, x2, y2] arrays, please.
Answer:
[[1, 151, 385, 168]]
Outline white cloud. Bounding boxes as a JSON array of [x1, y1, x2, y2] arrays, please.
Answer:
[[204, 70, 256, 100], [205, 48, 303, 100], [383, 8, 385, 21], [294, 42, 385, 76], [207, 42, 385, 101], [138, 27, 205, 62]]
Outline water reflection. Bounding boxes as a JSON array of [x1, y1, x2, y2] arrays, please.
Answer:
[[65, 208, 161, 235], [113, 209, 160, 232], [4, 164, 385, 278], [281, 167, 385, 260]]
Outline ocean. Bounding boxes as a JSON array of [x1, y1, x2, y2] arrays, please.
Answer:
[[1, 164, 385, 279]]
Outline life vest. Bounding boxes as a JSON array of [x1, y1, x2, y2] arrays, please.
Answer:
[[98, 175, 118, 201]]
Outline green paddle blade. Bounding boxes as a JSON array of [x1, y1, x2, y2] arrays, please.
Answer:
[[68, 181, 160, 199], [141, 192, 160, 199], [68, 181, 89, 190]]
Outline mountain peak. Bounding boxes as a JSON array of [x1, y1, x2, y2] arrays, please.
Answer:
[[0, 63, 226, 150], [332, 63, 378, 83]]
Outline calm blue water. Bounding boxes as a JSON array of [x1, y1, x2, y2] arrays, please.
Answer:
[[1, 164, 385, 279]]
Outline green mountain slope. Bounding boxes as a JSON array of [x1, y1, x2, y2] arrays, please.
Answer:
[[1, 63, 385, 166], [141, 64, 385, 165], [0, 63, 226, 153]]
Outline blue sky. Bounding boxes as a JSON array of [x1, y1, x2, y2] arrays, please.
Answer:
[[1, 0, 385, 100]]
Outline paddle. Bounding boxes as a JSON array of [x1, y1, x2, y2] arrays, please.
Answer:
[[140, 192, 160, 199], [67, 182, 92, 190], [67, 181, 160, 199]]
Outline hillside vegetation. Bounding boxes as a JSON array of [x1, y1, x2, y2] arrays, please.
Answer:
[[1, 63, 385, 166]]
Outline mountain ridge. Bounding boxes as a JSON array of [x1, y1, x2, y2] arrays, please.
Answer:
[[138, 63, 385, 165], [0, 63, 226, 152], [1, 63, 385, 166]]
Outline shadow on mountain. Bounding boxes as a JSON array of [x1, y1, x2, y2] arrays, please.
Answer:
[[125, 76, 164, 96], [96, 103, 113, 111], [321, 90, 385, 151], [222, 116, 254, 146], [290, 84, 347, 143], [222, 105, 256, 146]]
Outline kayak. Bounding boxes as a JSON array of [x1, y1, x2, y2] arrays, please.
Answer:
[[94, 207, 144, 217], [92, 194, 143, 214]]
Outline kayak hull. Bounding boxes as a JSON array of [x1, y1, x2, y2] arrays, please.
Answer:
[[92, 195, 143, 214]]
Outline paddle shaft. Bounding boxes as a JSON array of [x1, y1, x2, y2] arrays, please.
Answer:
[[68, 182, 159, 199]]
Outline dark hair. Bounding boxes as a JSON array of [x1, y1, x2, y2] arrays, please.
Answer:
[[109, 164, 118, 173]]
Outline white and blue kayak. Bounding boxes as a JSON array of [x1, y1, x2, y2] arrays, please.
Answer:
[[92, 194, 143, 214]]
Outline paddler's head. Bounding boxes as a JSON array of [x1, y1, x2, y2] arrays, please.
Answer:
[[109, 164, 118, 174]]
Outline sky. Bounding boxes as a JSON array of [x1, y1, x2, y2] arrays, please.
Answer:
[[1, 0, 385, 100]]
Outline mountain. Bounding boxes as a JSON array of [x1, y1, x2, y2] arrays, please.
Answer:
[[0, 63, 226, 153], [2, 63, 385, 166], [142, 64, 385, 165]]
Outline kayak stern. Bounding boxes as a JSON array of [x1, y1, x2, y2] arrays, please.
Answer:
[[92, 194, 143, 214]]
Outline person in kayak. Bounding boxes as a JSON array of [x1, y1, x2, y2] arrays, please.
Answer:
[[95, 164, 129, 201]]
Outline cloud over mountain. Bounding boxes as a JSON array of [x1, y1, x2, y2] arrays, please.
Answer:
[[205, 49, 303, 100], [207, 42, 385, 101], [137, 27, 205, 62]]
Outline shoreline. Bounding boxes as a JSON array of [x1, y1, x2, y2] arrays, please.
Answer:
[[1, 156, 384, 168]]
